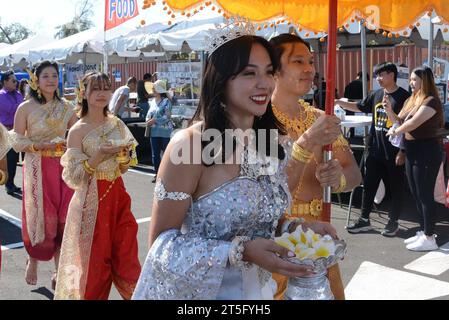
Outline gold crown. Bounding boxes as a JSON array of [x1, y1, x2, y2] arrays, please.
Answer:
[[204, 16, 256, 55]]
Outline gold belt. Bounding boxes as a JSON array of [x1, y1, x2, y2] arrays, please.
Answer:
[[40, 150, 65, 158], [95, 168, 121, 182], [290, 199, 323, 217]]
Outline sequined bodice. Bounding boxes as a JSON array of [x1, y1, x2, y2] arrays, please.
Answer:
[[183, 170, 289, 242], [132, 145, 292, 300]]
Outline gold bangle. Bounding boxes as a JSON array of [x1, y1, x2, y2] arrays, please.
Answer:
[[0, 170, 7, 185], [83, 160, 96, 175], [333, 174, 347, 193], [29, 144, 38, 153], [119, 159, 131, 168], [291, 142, 313, 164]]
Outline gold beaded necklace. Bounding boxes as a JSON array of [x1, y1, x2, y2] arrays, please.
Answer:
[[272, 99, 319, 204], [272, 99, 316, 137]]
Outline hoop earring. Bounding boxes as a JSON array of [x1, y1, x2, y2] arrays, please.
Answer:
[[37, 88, 42, 99]]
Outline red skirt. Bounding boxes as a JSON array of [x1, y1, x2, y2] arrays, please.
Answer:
[[84, 177, 141, 300], [22, 157, 74, 261]]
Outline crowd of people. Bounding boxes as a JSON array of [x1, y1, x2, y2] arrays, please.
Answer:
[[0, 23, 446, 300]]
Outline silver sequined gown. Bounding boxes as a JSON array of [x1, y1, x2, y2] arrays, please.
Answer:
[[132, 146, 291, 300]]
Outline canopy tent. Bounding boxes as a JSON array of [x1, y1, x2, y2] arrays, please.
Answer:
[[109, 16, 324, 53], [0, 43, 10, 50], [0, 34, 54, 65], [28, 28, 104, 63], [158, 0, 449, 220]]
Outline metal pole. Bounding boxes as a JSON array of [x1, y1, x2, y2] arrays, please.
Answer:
[[361, 19, 368, 99], [322, 0, 338, 222], [103, 35, 109, 74], [428, 20, 434, 70], [189, 52, 195, 107]]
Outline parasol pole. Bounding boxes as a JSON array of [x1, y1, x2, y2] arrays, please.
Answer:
[[322, 0, 338, 222]]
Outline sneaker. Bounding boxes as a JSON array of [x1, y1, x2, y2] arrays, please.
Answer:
[[381, 220, 399, 237], [346, 217, 373, 234], [6, 185, 21, 195], [404, 231, 424, 245], [406, 234, 438, 251]]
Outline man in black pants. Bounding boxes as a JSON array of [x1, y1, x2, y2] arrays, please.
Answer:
[[336, 62, 410, 236]]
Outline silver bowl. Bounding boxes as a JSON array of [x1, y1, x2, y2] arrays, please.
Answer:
[[283, 239, 347, 300], [285, 239, 347, 273]]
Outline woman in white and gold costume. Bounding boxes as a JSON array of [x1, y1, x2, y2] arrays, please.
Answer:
[[10, 61, 77, 288], [0, 122, 11, 271], [132, 27, 342, 300], [54, 72, 141, 300], [269, 34, 362, 300]]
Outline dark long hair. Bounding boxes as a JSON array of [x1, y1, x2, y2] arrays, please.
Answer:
[[192, 35, 286, 165], [29, 60, 61, 104], [78, 72, 112, 118], [18, 79, 28, 98]]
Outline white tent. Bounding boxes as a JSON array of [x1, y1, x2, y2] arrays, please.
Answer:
[[0, 34, 54, 65], [28, 28, 104, 63], [0, 43, 10, 50], [108, 16, 323, 53]]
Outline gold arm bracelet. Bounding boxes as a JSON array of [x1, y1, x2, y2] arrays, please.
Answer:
[[0, 170, 7, 185], [29, 144, 39, 153], [83, 160, 96, 175], [333, 174, 347, 193], [291, 142, 313, 164]]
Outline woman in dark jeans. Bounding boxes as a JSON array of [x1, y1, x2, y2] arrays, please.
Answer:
[[145, 80, 173, 183], [386, 66, 444, 251]]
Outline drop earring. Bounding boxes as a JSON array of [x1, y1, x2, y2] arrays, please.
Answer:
[[37, 87, 42, 99]]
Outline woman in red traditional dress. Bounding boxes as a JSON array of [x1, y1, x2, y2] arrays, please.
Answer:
[[54, 72, 141, 300]]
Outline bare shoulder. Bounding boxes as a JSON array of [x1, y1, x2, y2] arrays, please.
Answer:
[[159, 122, 203, 191], [16, 99, 38, 115], [170, 121, 203, 144], [67, 120, 92, 141]]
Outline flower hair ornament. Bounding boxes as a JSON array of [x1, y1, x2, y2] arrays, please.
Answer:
[[75, 78, 86, 104], [25, 68, 38, 91], [204, 16, 256, 56]]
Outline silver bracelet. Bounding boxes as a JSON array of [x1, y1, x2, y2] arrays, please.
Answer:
[[229, 236, 251, 268], [280, 217, 305, 235]]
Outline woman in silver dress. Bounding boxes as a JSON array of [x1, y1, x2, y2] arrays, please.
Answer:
[[133, 27, 342, 300]]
